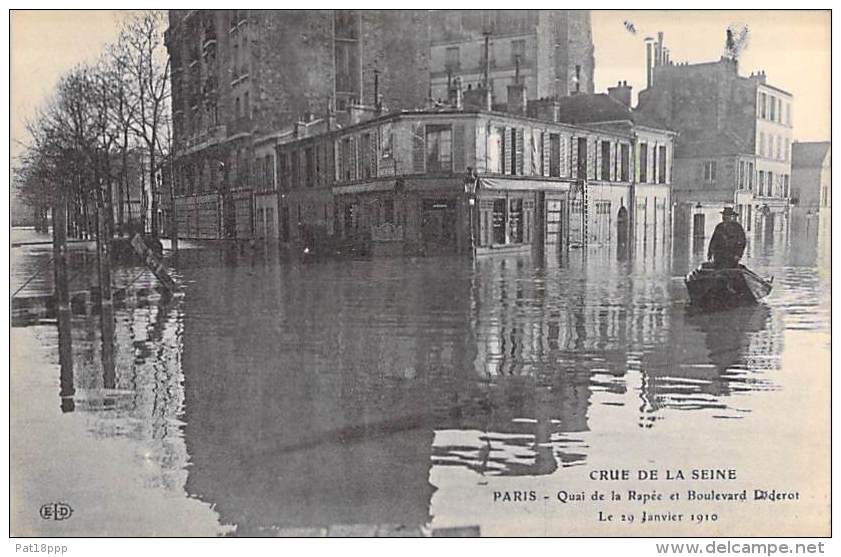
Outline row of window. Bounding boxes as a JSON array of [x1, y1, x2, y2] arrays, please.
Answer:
[[638, 143, 668, 184], [178, 123, 668, 194], [758, 132, 790, 161], [758, 91, 791, 126], [757, 170, 790, 198], [704, 160, 790, 198]]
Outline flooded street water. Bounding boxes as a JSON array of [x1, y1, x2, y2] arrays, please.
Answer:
[[10, 222, 830, 536]]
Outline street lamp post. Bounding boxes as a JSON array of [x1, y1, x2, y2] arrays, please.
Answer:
[[463, 167, 479, 258]]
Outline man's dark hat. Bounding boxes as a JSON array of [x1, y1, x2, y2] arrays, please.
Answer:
[[721, 206, 738, 216]]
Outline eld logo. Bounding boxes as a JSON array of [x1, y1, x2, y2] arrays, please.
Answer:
[[39, 503, 73, 521]]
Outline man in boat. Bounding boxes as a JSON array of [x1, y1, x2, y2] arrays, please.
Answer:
[[707, 206, 747, 268]]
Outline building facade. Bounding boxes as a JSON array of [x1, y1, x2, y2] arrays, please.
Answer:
[[218, 96, 673, 258], [551, 88, 677, 255], [636, 50, 793, 244], [791, 141, 830, 210], [165, 9, 431, 239], [165, 10, 672, 257], [428, 10, 595, 108]]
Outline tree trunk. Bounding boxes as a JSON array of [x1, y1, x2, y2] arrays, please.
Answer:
[[150, 148, 158, 238], [52, 195, 74, 410]]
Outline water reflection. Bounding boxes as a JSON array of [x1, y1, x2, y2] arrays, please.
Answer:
[[170, 234, 793, 533], [13, 210, 827, 535]]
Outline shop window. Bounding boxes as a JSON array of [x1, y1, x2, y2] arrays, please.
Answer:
[[492, 198, 506, 244], [509, 198, 523, 243]]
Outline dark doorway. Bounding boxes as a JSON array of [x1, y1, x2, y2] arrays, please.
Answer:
[[421, 199, 457, 252], [617, 206, 629, 248]]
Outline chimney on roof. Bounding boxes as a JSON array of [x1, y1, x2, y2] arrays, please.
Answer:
[[527, 97, 560, 123], [464, 82, 493, 111], [448, 75, 464, 110], [506, 57, 527, 115], [656, 32, 665, 66], [607, 80, 632, 107]]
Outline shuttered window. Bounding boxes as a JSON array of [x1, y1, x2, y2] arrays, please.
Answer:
[[542, 131, 550, 177], [515, 128, 524, 175], [503, 127, 513, 175], [558, 134, 568, 177]]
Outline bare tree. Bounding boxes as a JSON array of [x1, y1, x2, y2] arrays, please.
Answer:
[[118, 10, 170, 238]]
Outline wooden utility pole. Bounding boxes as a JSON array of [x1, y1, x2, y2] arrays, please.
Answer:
[[52, 193, 74, 408]]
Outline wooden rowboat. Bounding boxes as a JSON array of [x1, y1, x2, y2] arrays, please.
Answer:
[[685, 262, 772, 310]]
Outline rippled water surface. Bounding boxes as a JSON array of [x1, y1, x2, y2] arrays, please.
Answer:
[[10, 221, 830, 536]]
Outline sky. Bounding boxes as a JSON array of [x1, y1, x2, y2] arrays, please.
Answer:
[[10, 11, 131, 159], [9, 9, 831, 162], [591, 10, 830, 142]]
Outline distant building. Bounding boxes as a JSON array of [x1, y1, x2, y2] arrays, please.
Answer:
[[428, 10, 594, 107], [790, 141, 830, 259], [635, 37, 793, 245], [791, 141, 830, 210]]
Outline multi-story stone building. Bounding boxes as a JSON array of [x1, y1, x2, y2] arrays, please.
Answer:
[[551, 84, 677, 254], [635, 42, 793, 244], [165, 9, 431, 239], [228, 85, 673, 258], [165, 9, 664, 257], [428, 10, 594, 107]]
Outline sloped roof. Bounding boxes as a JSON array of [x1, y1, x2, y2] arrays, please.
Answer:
[[553, 93, 672, 131], [791, 142, 831, 168]]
